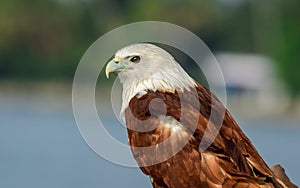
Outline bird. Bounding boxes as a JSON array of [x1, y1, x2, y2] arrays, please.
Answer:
[[105, 43, 297, 188]]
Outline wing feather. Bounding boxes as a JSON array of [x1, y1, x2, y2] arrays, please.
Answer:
[[124, 82, 296, 188]]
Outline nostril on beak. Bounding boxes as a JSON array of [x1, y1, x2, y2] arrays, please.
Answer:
[[113, 57, 120, 64]]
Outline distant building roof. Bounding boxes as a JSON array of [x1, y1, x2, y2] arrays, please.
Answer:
[[203, 53, 275, 90]]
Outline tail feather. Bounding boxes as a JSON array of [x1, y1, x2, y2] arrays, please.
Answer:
[[271, 164, 298, 188]]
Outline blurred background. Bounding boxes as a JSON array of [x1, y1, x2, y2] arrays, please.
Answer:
[[0, 0, 299, 187]]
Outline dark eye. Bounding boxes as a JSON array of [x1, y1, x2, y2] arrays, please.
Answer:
[[130, 56, 140, 63]]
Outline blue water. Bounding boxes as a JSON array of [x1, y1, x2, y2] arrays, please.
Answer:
[[0, 97, 299, 187]]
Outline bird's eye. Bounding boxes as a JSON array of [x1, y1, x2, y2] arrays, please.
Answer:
[[130, 56, 140, 63]]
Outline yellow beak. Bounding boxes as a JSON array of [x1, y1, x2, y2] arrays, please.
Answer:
[[105, 57, 125, 78]]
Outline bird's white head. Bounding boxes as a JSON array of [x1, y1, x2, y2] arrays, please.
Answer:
[[105, 43, 195, 114]]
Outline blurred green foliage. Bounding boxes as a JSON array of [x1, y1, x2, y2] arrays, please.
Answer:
[[0, 0, 299, 95], [271, 1, 300, 97]]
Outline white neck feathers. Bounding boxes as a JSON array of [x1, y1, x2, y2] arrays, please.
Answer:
[[119, 64, 195, 116]]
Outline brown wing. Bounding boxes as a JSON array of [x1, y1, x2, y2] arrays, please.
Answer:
[[124, 82, 296, 188]]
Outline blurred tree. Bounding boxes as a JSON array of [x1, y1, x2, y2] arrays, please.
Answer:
[[0, 0, 299, 98], [271, 0, 300, 98], [0, 0, 99, 80], [246, 0, 300, 97]]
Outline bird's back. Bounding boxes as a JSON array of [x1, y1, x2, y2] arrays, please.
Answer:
[[124, 82, 296, 188]]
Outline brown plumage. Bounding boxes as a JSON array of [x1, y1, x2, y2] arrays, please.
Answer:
[[125, 83, 297, 188], [105, 43, 297, 188]]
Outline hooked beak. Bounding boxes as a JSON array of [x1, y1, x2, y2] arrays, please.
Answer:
[[105, 57, 125, 78]]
